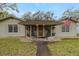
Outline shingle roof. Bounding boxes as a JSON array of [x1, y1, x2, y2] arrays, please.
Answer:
[[0, 16, 22, 22], [19, 20, 62, 25], [0, 16, 78, 26], [58, 17, 79, 23]]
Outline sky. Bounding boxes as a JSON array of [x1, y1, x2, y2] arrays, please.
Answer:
[[12, 3, 79, 20], [11, 3, 79, 32]]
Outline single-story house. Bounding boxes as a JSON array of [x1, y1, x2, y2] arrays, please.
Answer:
[[0, 16, 78, 39]]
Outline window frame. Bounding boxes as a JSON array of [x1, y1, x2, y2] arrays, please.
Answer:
[[8, 24, 13, 32], [62, 25, 65, 32], [66, 25, 70, 32], [8, 24, 18, 33], [62, 25, 70, 32], [14, 24, 18, 32]]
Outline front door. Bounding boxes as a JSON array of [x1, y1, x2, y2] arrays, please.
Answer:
[[38, 25, 43, 37]]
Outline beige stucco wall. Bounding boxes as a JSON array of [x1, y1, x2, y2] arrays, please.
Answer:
[[0, 19, 25, 38], [55, 22, 77, 38]]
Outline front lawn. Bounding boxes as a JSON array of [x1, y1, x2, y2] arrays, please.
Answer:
[[48, 38, 79, 56], [0, 38, 37, 56], [0, 38, 79, 56]]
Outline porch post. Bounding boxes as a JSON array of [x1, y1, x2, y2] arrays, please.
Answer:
[[30, 25, 32, 37], [36, 24, 38, 38], [43, 24, 45, 37], [51, 25, 52, 36], [25, 26, 27, 38]]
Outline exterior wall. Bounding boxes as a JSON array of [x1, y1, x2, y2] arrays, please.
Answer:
[[0, 19, 25, 38], [0, 18, 77, 38], [55, 21, 77, 38]]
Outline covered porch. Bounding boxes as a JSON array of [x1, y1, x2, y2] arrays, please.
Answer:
[[25, 25, 55, 38], [20, 20, 61, 40]]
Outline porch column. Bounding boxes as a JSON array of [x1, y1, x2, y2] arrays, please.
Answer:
[[36, 24, 39, 37], [25, 26, 27, 38], [43, 24, 45, 37], [30, 25, 32, 37], [51, 25, 52, 36]]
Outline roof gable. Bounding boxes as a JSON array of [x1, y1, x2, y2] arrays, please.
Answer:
[[0, 16, 22, 22], [59, 17, 79, 23]]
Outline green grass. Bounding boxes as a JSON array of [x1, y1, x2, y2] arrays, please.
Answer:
[[48, 38, 79, 56], [0, 38, 37, 56], [1, 38, 79, 56]]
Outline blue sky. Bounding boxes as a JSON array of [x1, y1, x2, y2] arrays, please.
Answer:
[[13, 3, 79, 20], [11, 3, 79, 32]]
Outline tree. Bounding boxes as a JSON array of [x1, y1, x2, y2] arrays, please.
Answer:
[[0, 3, 19, 13], [44, 11, 54, 20], [22, 11, 54, 20], [0, 11, 9, 19], [32, 11, 45, 20], [0, 11, 16, 20], [0, 3, 18, 19], [22, 11, 32, 20], [62, 8, 79, 19]]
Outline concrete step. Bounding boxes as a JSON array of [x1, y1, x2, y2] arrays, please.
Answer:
[[33, 37, 61, 42], [19, 36, 61, 42]]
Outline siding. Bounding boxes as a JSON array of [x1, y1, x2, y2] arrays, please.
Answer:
[[55, 22, 77, 38], [0, 19, 25, 38]]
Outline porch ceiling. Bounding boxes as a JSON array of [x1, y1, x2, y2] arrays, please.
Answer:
[[19, 20, 61, 25]]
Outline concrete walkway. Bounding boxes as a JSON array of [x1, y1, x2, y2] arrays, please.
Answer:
[[19, 37, 61, 56], [36, 41, 51, 56]]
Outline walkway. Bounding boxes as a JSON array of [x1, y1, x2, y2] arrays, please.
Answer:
[[19, 37, 61, 56], [36, 41, 51, 56]]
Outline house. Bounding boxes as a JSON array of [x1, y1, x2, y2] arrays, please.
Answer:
[[0, 16, 78, 39], [0, 16, 25, 38], [55, 17, 78, 38]]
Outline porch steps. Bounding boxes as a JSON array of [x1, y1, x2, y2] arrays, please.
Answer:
[[32, 37, 61, 42], [19, 36, 61, 42]]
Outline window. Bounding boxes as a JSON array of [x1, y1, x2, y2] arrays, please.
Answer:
[[8, 25, 13, 32], [66, 25, 69, 32], [62, 25, 70, 32], [14, 25, 18, 32], [8, 24, 18, 33], [62, 25, 65, 32]]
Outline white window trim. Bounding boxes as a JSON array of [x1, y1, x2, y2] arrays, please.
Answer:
[[8, 24, 18, 33]]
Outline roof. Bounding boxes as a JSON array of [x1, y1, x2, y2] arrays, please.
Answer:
[[19, 17, 79, 25], [59, 17, 79, 23], [19, 20, 61, 25], [0, 16, 23, 22], [0, 16, 78, 26]]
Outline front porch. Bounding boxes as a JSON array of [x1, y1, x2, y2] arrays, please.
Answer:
[[25, 25, 55, 38], [20, 20, 61, 41]]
